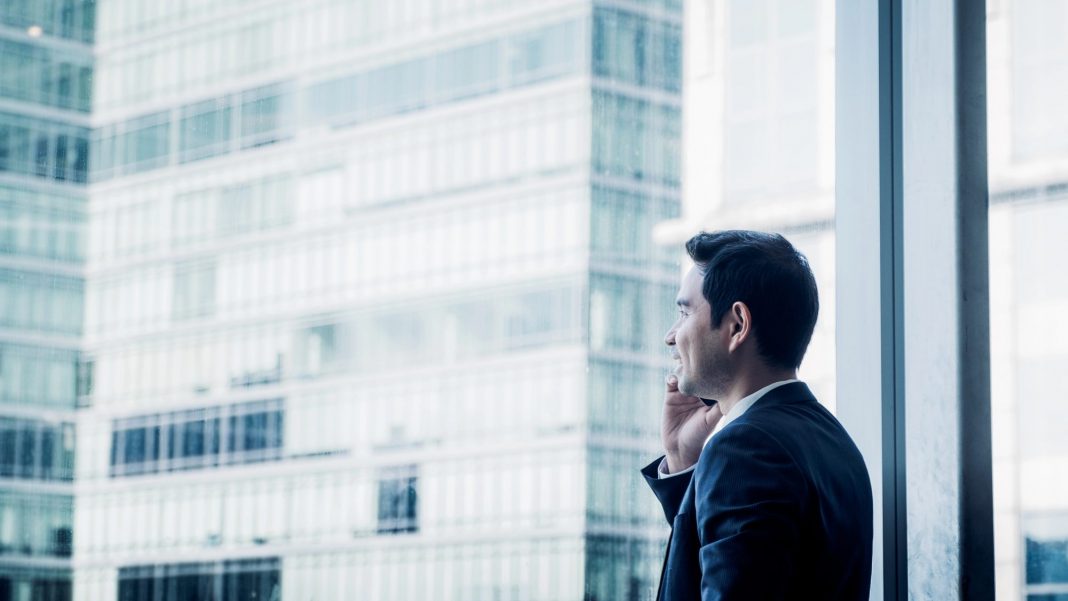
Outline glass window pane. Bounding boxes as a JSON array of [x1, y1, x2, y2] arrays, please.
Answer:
[[990, 1, 1068, 598]]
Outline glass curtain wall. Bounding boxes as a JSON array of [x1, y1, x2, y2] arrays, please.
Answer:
[[0, 1, 93, 599], [989, 1, 1068, 599], [78, 1, 678, 599]]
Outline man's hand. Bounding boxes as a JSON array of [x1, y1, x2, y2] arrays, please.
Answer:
[[661, 374, 724, 473]]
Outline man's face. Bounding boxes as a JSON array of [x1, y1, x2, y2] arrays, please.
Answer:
[[665, 266, 732, 399]]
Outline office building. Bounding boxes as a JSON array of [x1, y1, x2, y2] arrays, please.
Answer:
[[0, 1, 95, 599], [76, 1, 681, 599]]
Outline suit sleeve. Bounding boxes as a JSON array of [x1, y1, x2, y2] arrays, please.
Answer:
[[694, 424, 807, 600], [640, 456, 694, 525]]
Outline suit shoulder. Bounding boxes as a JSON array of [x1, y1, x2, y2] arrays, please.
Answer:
[[735, 400, 868, 474], [738, 398, 842, 437], [697, 420, 810, 503], [703, 419, 803, 470]]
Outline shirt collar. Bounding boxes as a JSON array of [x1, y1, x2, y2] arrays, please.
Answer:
[[703, 378, 800, 448]]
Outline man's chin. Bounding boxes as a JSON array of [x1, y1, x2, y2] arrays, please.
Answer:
[[677, 376, 698, 397], [679, 376, 715, 400]]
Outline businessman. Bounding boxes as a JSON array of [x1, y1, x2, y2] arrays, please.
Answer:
[[643, 230, 873, 600]]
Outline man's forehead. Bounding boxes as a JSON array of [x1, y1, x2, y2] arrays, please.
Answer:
[[676, 266, 705, 305]]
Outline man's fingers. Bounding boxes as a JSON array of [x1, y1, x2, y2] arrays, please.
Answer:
[[666, 374, 679, 392]]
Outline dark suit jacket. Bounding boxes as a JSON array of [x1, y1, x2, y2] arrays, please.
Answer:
[[642, 381, 873, 600]]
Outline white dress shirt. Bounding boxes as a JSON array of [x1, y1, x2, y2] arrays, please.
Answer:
[[657, 379, 799, 478]]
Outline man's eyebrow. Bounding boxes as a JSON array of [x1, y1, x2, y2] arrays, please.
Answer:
[[676, 298, 690, 307]]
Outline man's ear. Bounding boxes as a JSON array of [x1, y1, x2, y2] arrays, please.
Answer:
[[728, 301, 752, 353]]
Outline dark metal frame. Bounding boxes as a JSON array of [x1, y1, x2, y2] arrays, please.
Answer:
[[836, 1, 994, 599]]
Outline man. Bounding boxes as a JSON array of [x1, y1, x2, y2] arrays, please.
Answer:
[[643, 230, 873, 600]]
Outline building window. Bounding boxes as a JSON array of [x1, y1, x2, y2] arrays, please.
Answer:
[[593, 7, 682, 93], [0, 114, 90, 184], [0, 567, 71, 601], [172, 260, 216, 321], [109, 400, 283, 477], [294, 323, 338, 377], [121, 111, 170, 174], [239, 83, 293, 149], [0, 492, 73, 559], [118, 558, 280, 601], [377, 465, 419, 534], [75, 358, 93, 403], [1024, 514, 1068, 599], [179, 98, 233, 163], [0, 417, 74, 482], [1027, 535, 1068, 581]]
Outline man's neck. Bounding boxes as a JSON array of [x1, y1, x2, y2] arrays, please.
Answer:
[[716, 369, 798, 417]]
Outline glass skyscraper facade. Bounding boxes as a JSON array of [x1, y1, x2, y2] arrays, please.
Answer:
[[73, 1, 681, 599], [0, 1, 95, 599]]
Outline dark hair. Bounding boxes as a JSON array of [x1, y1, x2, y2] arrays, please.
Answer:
[[685, 230, 819, 370]]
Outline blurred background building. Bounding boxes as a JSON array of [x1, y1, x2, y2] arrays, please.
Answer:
[[0, 1, 94, 599], [987, 2, 1068, 598], [74, 0, 680, 599], [665, 0, 838, 408]]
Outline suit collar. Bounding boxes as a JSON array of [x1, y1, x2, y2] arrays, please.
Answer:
[[751, 380, 817, 407]]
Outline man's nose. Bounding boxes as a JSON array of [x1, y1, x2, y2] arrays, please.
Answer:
[[664, 328, 676, 346]]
